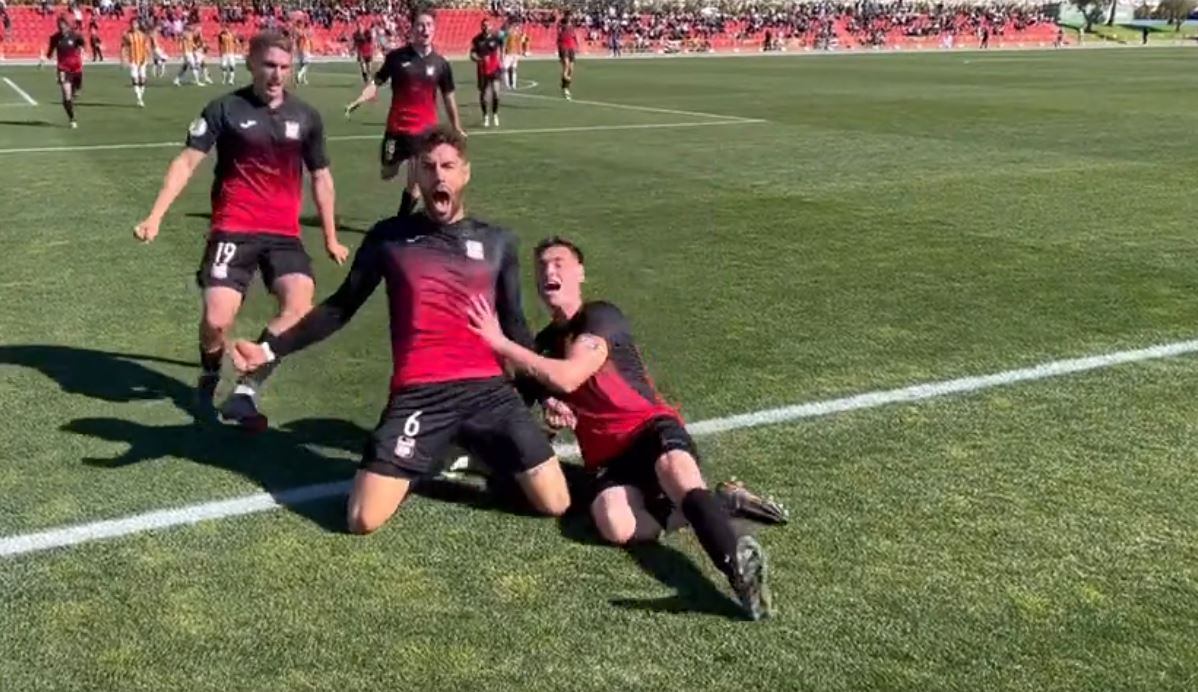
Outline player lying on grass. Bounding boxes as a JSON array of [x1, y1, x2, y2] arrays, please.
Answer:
[[230, 127, 571, 534], [465, 237, 774, 620]]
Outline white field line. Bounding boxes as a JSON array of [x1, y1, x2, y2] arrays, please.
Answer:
[[506, 90, 758, 122], [2, 77, 39, 106], [0, 119, 764, 155], [3, 336, 1198, 559]]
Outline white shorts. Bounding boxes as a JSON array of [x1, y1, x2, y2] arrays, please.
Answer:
[[153, 48, 168, 63], [299, 52, 312, 66], [502, 54, 518, 69], [221, 53, 236, 69], [129, 63, 147, 81], [186, 51, 201, 68]]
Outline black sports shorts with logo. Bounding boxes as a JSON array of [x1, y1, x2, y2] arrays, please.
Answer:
[[380, 129, 431, 168], [593, 416, 699, 519], [195, 231, 313, 294], [363, 377, 556, 478]]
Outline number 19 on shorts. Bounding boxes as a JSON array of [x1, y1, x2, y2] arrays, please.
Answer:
[[210, 241, 237, 280], [394, 411, 422, 459]]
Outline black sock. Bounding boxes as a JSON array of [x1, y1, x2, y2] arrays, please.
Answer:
[[561, 77, 567, 89], [681, 488, 740, 578], [63, 99, 75, 121], [491, 94, 499, 114], [398, 189, 416, 217], [200, 344, 223, 375], [480, 94, 488, 116]]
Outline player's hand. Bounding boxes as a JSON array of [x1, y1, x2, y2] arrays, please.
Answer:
[[325, 238, 349, 265], [543, 397, 577, 430], [456, 127, 469, 140], [465, 294, 507, 351], [133, 217, 160, 243], [344, 102, 358, 118], [230, 340, 267, 374]]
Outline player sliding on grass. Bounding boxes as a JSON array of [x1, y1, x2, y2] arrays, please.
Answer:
[[134, 31, 347, 429], [465, 237, 775, 620], [230, 127, 571, 534]]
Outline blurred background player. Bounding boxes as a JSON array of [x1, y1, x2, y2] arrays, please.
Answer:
[[120, 17, 151, 107], [196, 26, 214, 85], [465, 237, 773, 621], [150, 26, 168, 78], [44, 16, 85, 128], [501, 20, 521, 90], [294, 21, 313, 85], [87, 13, 102, 61], [556, 16, 577, 100], [352, 21, 373, 83], [173, 21, 202, 86], [469, 19, 502, 128], [134, 30, 348, 429], [217, 23, 239, 85], [345, 12, 462, 218]]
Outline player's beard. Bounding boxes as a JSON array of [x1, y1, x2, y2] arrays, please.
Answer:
[[425, 185, 462, 223]]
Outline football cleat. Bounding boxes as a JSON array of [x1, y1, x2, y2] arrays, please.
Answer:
[[195, 372, 220, 423], [716, 479, 789, 525], [219, 391, 268, 432], [730, 535, 772, 621]]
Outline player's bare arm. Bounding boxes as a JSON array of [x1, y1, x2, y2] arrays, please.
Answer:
[[442, 89, 465, 137], [309, 167, 347, 264], [345, 80, 378, 115], [466, 295, 607, 393], [134, 147, 207, 243]]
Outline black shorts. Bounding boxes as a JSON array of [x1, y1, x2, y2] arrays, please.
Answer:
[[558, 48, 575, 61], [594, 416, 698, 503], [476, 67, 501, 91], [195, 231, 312, 294], [380, 130, 429, 168], [363, 377, 556, 479], [57, 70, 83, 91]]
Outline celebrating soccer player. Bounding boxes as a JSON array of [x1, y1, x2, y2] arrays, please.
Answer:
[[345, 12, 463, 218], [464, 237, 773, 620], [556, 16, 578, 100], [469, 19, 503, 127], [120, 17, 151, 107], [230, 127, 571, 534], [134, 31, 348, 429], [44, 16, 86, 128]]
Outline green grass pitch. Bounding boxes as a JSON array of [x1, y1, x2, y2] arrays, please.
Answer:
[[1, 48, 1197, 690]]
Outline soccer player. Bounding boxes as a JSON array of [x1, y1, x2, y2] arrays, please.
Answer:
[[133, 31, 348, 428], [87, 15, 102, 62], [217, 23, 239, 85], [150, 26, 169, 78], [345, 12, 463, 218], [195, 28, 215, 85], [120, 17, 151, 107], [464, 237, 773, 620], [173, 21, 202, 86], [44, 17, 86, 128], [352, 21, 374, 83], [229, 128, 571, 534], [556, 16, 578, 100], [501, 21, 522, 90], [294, 21, 313, 85], [469, 19, 503, 127]]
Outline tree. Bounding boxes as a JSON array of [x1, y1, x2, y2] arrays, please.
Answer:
[[1155, 0, 1197, 29], [1071, 0, 1111, 32]]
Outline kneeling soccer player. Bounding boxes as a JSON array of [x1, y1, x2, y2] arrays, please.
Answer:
[[465, 237, 773, 620], [231, 127, 571, 534]]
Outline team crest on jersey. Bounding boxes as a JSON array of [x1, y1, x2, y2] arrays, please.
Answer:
[[426, 65, 436, 77], [465, 240, 484, 260], [188, 117, 208, 137], [284, 121, 300, 140]]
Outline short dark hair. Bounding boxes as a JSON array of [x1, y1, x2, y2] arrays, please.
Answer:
[[417, 126, 468, 159], [249, 30, 293, 59], [534, 236, 584, 264]]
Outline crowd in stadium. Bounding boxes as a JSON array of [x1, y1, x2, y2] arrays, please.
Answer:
[[0, 0, 1061, 58]]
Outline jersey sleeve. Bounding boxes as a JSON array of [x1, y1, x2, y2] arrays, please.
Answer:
[[267, 227, 385, 358], [185, 98, 223, 153], [301, 108, 330, 171], [438, 58, 455, 93], [45, 33, 57, 57], [372, 51, 394, 85], [578, 302, 629, 345], [494, 230, 535, 351]]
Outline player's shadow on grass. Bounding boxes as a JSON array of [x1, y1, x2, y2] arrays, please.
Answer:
[[183, 212, 372, 236], [0, 119, 59, 127], [0, 344, 197, 416], [556, 493, 745, 620]]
